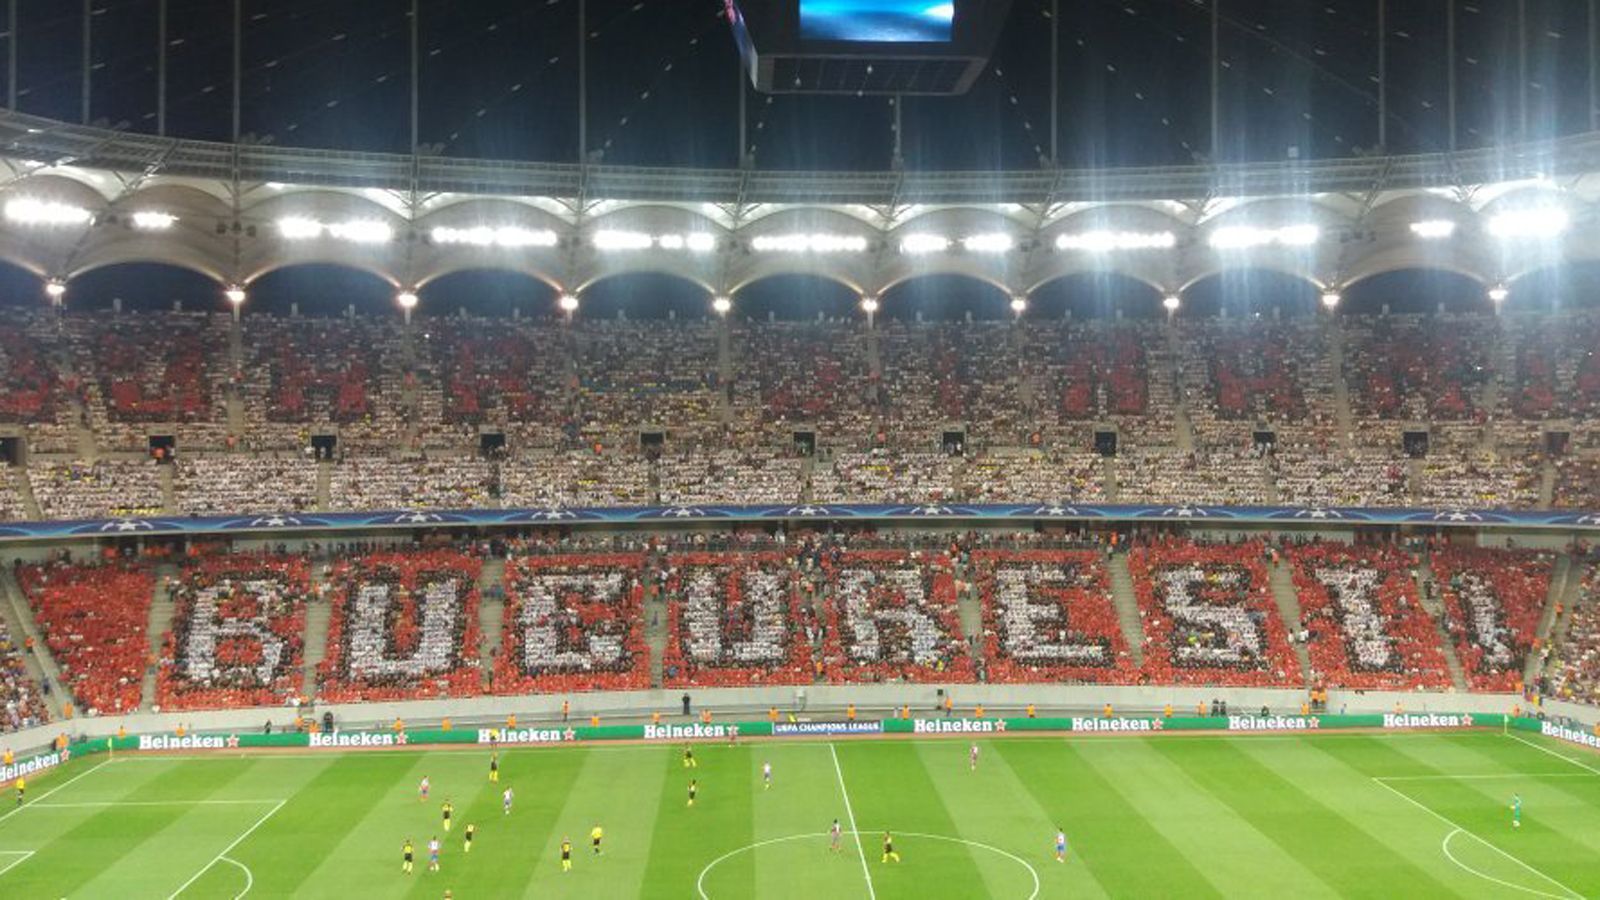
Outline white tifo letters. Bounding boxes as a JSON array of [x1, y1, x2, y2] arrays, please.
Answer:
[[347, 579, 461, 678], [519, 572, 625, 671], [1311, 566, 1395, 670], [182, 580, 288, 684], [683, 567, 786, 666], [994, 566, 1107, 664], [1158, 565, 1262, 666], [837, 567, 945, 664], [1455, 572, 1514, 669]]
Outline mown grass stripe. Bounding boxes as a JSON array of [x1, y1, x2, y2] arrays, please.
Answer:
[[996, 740, 1221, 898], [640, 743, 755, 899], [1153, 737, 1459, 897], [524, 745, 668, 898]]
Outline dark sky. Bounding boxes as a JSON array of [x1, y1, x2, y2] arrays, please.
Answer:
[[5, 0, 1593, 170]]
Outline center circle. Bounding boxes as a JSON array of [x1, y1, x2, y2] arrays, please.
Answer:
[[695, 830, 1041, 899]]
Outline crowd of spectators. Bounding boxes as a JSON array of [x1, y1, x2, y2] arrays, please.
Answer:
[[1430, 545, 1554, 692], [1116, 446, 1272, 506], [1125, 538, 1300, 686], [811, 450, 959, 504], [816, 549, 973, 683], [493, 552, 649, 694], [877, 322, 1026, 443], [961, 451, 1105, 504], [657, 448, 806, 506], [1549, 562, 1600, 706], [0, 616, 46, 733], [661, 551, 815, 687], [498, 451, 652, 508], [32, 460, 164, 520], [316, 550, 483, 702], [19, 559, 153, 715], [1271, 447, 1408, 508], [156, 554, 309, 710], [328, 455, 494, 510], [732, 322, 874, 437], [175, 455, 317, 516], [1287, 542, 1452, 690], [971, 549, 1138, 685], [1554, 457, 1600, 509]]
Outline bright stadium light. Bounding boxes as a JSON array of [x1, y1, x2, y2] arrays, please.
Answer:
[[396, 290, 419, 310], [558, 293, 580, 313], [1487, 284, 1510, 303], [1009, 296, 1028, 314], [711, 295, 732, 315], [326, 220, 393, 244], [1163, 293, 1182, 312], [962, 232, 1015, 254], [1408, 219, 1457, 239], [130, 211, 178, 231], [430, 225, 558, 248], [1486, 208, 1570, 240], [5, 198, 91, 226], [685, 232, 717, 253], [1209, 224, 1320, 250], [277, 216, 323, 239], [1055, 230, 1177, 252], [224, 285, 247, 305], [593, 229, 655, 250], [860, 296, 880, 314], [751, 233, 869, 253], [1321, 289, 1342, 309], [44, 278, 66, 300], [900, 233, 951, 254]]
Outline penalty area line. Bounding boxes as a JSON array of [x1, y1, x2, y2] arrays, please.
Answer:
[[0, 850, 35, 878], [1371, 778, 1582, 900], [167, 799, 286, 900]]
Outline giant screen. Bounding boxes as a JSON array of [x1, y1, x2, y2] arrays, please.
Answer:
[[799, 0, 955, 43]]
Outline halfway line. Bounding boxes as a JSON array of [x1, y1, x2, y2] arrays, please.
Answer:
[[828, 743, 877, 900]]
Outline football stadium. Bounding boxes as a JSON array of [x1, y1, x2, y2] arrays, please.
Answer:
[[0, 1, 1597, 897]]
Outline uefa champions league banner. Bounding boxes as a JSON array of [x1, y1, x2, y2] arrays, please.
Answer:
[[2, 501, 1599, 542]]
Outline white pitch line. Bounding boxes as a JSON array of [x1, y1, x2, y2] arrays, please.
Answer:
[[1505, 733, 1600, 776], [0, 849, 34, 878], [1370, 778, 1582, 900], [1441, 830, 1571, 900], [828, 743, 877, 900], [0, 760, 111, 829], [167, 799, 286, 900], [219, 855, 254, 899]]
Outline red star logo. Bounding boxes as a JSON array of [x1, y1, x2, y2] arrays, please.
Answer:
[[1151, 719, 1165, 730], [396, 732, 409, 746], [60, 748, 71, 762], [226, 734, 240, 748], [563, 728, 576, 742], [993, 720, 1007, 732], [1307, 718, 1321, 729], [1462, 714, 1474, 727]]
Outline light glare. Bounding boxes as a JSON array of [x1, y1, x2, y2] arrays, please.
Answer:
[[6, 199, 91, 226], [1056, 230, 1177, 252]]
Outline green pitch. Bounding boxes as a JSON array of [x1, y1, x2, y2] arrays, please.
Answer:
[[1, 730, 1597, 898]]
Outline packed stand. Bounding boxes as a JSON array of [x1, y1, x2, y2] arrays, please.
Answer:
[[1430, 545, 1554, 692], [1554, 457, 1600, 509], [416, 318, 575, 445], [32, 460, 164, 520], [1287, 543, 1452, 690], [1549, 562, 1600, 706], [732, 322, 876, 437], [1414, 450, 1540, 510], [1502, 312, 1600, 421], [1116, 446, 1271, 506], [960, 451, 1105, 504], [661, 551, 815, 687], [1019, 321, 1175, 447], [328, 455, 493, 510], [876, 322, 1025, 443], [316, 550, 483, 702], [238, 316, 409, 451], [811, 450, 960, 504], [19, 560, 154, 715], [657, 448, 805, 506], [174, 455, 318, 516], [493, 552, 649, 694], [499, 451, 652, 508], [574, 321, 720, 440], [0, 617, 47, 732], [1271, 447, 1409, 508], [155, 554, 309, 710], [817, 548, 973, 683], [1342, 314, 1493, 425], [0, 466, 28, 521], [1178, 319, 1335, 447], [1125, 538, 1300, 686], [971, 549, 1139, 684]]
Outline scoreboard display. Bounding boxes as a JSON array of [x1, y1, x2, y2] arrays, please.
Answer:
[[799, 1, 955, 43], [727, 0, 1012, 95]]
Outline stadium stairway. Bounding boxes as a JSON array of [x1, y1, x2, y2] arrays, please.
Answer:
[[1541, 559, 1591, 685], [158, 463, 175, 513], [1539, 459, 1557, 508], [13, 465, 41, 520], [1413, 553, 1470, 692], [1101, 455, 1117, 501], [139, 563, 180, 710], [0, 568, 69, 720], [1527, 555, 1575, 687], [314, 459, 332, 510], [67, 397, 97, 458], [1266, 559, 1313, 686], [1328, 321, 1355, 451], [477, 556, 506, 687], [300, 561, 332, 696], [1106, 553, 1147, 667], [645, 567, 667, 689], [953, 561, 983, 654]]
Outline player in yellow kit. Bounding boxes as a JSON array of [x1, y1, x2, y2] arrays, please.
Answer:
[[402, 838, 415, 874], [881, 831, 901, 863], [591, 824, 604, 855], [441, 800, 454, 832], [561, 837, 573, 872], [489, 753, 499, 783], [464, 822, 475, 853]]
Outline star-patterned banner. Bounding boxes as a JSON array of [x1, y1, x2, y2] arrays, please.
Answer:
[[1, 502, 1597, 543]]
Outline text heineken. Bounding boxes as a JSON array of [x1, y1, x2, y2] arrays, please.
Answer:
[[138, 734, 225, 750], [1541, 721, 1600, 750], [1383, 713, 1473, 730], [1071, 718, 1155, 732], [309, 731, 398, 749], [911, 719, 1001, 734], [478, 727, 569, 745], [0, 749, 64, 785], [1227, 715, 1318, 731], [643, 722, 731, 741]]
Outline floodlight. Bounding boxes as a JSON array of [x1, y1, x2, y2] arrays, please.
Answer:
[[1408, 220, 1456, 239], [131, 211, 178, 230]]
